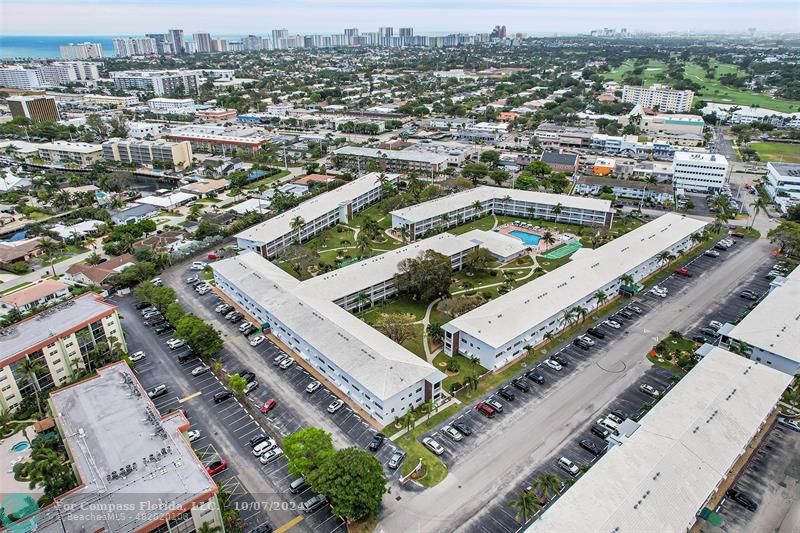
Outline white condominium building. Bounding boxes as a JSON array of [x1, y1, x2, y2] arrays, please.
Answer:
[[443, 213, 707, 370], [59, 42, 103, 60], [0, 66, 42, 90], [763, 162, 800, 213], [102, 138, 193, 169], [236, 172, 399, 258], [110, 70, 200, 96], [622, 84, 694, 113], [391, 186, 614, 241], [213, 234, 477, 425], [113, 37, 158, 57], [672, 151, 729, 193], [147, 97, 197, 114]]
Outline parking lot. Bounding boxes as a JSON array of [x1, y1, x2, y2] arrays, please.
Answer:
[[113, 295, 347, 533], [710, 422, 800, 533]]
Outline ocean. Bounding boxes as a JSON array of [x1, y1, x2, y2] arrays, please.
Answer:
[[0, 35, 118, 59]]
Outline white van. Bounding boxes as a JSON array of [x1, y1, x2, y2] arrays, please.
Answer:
[[558, 457, 579, 476]]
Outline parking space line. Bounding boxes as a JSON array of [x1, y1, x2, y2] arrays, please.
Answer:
[[273, 515, 303, 533], [179, 391, 202, 403]]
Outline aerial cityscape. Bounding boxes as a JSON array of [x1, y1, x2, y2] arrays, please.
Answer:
[[0, 2, 799, 533]]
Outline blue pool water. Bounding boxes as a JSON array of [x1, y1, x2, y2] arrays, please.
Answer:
[[11, 441, 29, 453], [508, 230, 542, 246]]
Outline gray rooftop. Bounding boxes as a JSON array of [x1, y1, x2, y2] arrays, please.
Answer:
[[0, 294, 116, 365], [36, 363, 215, 533]]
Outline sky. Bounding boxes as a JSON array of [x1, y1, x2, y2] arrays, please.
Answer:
[[1, 0, 798, 35]]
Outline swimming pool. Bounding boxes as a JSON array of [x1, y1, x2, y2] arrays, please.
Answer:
[[11, 441, 29, 453], [508, 230, 542, 246]]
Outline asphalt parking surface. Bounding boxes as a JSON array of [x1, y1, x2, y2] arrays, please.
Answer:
[[113, 295, 346, 533]]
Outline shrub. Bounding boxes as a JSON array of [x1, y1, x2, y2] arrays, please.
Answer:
[[449, 382, 462, 394], [7, 262, 29, 274], [446, 358, 460, 373], [481, 291, 493, 300]]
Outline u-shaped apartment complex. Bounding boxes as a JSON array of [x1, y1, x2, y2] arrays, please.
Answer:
[[443, 213, 707, 370], [390, 186, 614, 241]]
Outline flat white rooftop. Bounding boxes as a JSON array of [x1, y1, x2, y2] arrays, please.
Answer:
[[334, 146, 450, 164], [447, 213, 706, 348], [390, 186, 612, 223], [459, 229, 527, 260], [236, 172, 396, 245], [214, 251, 443, 400], [674, 151, 728, 165], [528, 347, 791, 533], [727, 267, 800, 364], [296, 233, 476, 302], [36, 362, 215, 533]]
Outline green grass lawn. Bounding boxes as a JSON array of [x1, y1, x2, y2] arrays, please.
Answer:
[[749, 142, 800, 164], [0, 280, 34, 295], [243, 169, 290, 189], [605, 59, 667, 84], [401, 324, 427, 360], [433, 353, 489, 394], [394, 403, 462, 487], [360, 296, 428, 323]]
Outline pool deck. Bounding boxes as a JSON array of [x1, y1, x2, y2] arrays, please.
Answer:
[[497, 224, 560, 254], [0, 426, 43, 500]]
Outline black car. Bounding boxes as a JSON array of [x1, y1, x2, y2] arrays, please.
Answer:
[[573, 338, 591, 350], [617, 309, 633, 319], [740, 290, 760, 301], [511, 378, 530, 392], [249, 433, 269, 448], [240, 370, 256, 383], [591, 424, 611, 439], [526, 370, 545, 384], [135, 301, 151, 310], [452, 421, 472, 436], [699, 327, 720, 338], [497, 386, 515, 401], [579, 439, 605, 456], [148, 317, 167, 326], [229, 314, 243, 324], [726, 488, 758, 512], [551, 354, 569, 366], [586, 327, 605, 339], [246, 523, 273, 533], [368, 433, 386, 452], [692, 335, 708, 344], [154, 323, 172, 334], [213, 391, 234, 403]]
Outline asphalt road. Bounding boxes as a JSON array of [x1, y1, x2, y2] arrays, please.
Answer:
[[376, 236, 775, 533]]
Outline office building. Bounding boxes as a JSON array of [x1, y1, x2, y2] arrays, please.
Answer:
[[147, 97, 196, 114], [720, 267, 800, 375], [112, 37, 157, 57], [0, 66, 43, 90], [111, 70, 200, 96], [237, 172, 399, 257], [213, 235, 480, 425], [0, 293, 126, 412], [166, 124, 267, 155], [31, 362, 223, 533], [193, 32, 213, 53], [443, 214, 706, 369], [197, 108, 238, 122], [391, 186, 613, 242], [672, 151, 729, 193], [168, 29, 186, 54], [59, 42, 103, 59], [763, 162, 800, 213], [37, 141, 103, 166], [103, 138, 193, 170], [334, 146, 450, 175], [622, 84, 694, 113], [528, 347, 791, 533], [7, 95, 60, 123]]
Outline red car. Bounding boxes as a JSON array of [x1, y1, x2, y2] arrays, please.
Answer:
[[475, 402, 496, 418], [260, 399, 277, 413], [674, 267, 692, 277], [207, 253, 221, 260], [205, 459, 228, 476]]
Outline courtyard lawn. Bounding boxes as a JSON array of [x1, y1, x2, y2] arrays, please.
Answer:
[[749, 142, 800, 164], [395, 403, 461, 487], [401, 324, 427, 360], [433, 353, 489, 395], [360, 296, 428, 323]]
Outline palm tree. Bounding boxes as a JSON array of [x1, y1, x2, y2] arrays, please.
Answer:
[[464, 374, 479, 392], [19, 358, 44, 417], [439, 212, 451, 230], [356, 232, 371, 257], [560, 308, 576, 329], [594, 290, 608, 308], [620, 274, 635, 287], [509, 489, 541, 524], [399, 226, 410, 243], [656, 250, 672, 265], [535, 473, 563, 499], [574, 305, 588, 323], [543, 331, 553, 344], [0, 407, 12, 437], [690, 232, 704, 246], [551, 203, 563, 224], [290, 216, 305, 243], [748, 198, 763, 230], [471, 200, 483, 219], [197, 522, 222, 533], [542, 231, 556, 247], [355, 292, 371, 312], [404, 412, 416, 432]]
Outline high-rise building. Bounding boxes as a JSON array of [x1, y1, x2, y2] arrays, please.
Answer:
[[243, 35, 265, 51], [344, 27, 359, 44], [59, 42, 103, 60], [271, 29, 289, 49], [621, 84, 695, 113], [399, 27, 414, 45], [211, 39, 228, 52], [0, 66, 42, 90], [379, 26, 393, 46], [193, 32, 213, 53], [168, 29, 185, 54], [145, 33, 169, 55], [110, 70, 201, 96], [7, 95, 61, 123], [113, 37, 157, 57]]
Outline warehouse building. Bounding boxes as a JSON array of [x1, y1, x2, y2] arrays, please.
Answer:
[[0, 293, 126, 412], [443, 213, 707, 369], [390, 186, 614, 242], [527, 347, 791, 533], [236, 172, 398, 258]]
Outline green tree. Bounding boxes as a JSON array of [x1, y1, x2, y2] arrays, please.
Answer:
[[527, 160, 552, 179], [395, 250, 453, 302], [228, 374, 247, 396], [283, 427, 335, 477], [175, 315, 223, 358], [307, 448, 387, 522], [509, 489, 541, 523], [165, 302, 186, 325], [768, 221, 800, 257], [479, 150, 500, 166], [19, 358, 44, 417], [464, 247, 494, 274], [150, 286, 177, 314]]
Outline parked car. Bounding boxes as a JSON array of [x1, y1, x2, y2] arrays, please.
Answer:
[[154, 323, 172, 335], [191, 261, 207, 271], [368, 433, 386, 451], [327, 399, 344, 414], [151, 277, 163, 286], [692, 335, 708, 344], [475, 402, 496, 418], [485, 397, 504, 412], [617, 309, 634, 319], [708, 320, 723, 330], [272, 354, 288, 366], [573, 337, 592, 350], [777, 417, 800, 432], [216, 304, 232, 314], [186, 430, 201, 443], [442, 425, 464, 442], [191, 364, 210, 376], [526, 370, 545, 384], [148, 384, 167, 399], [167, 338, 185, 350], [591, 424, 611, 439], [388, 450, 407, 470], [205, 459, 228, 476], [740, 290, 760, 301], [261, 399, 277, 413], [557, 456, 580, 476], [249, 335, 266, 347], [244, 381, 259, 395], [497, 386, 515, 401], [239, 321, 255, 332], [704, 249, 720, 258], [289, 477, 308, 494], [301, 494, 328, 513], [249, 433, 269, 448], [511, 378, 530, 392], [135, 301, 151, 310], [213, 391, 233, 404], [626, 305, 643, 315], [545, 359, 563, 371], [240, 370, 256, 383], [241, 325, 257, 336], [639, 383, 661, 397], [305, 381, 321, 394], [452, 421, 472, 436], [579, 439, 604, 456], [279, 358, 294, 370], [674, 267, 692, 277], [699, 327, 720, 338], [259, 447, 284, 465], [726, 488, 758, 512], [422, 437, 445, 455], [602, 319, 622, 329], [586, 327, 606, 339], [551, 354, 569, 367], [129, 351, 146, 362], [229, 314, 243, 324], [197, 286, 211, 295], [185, 276, 199, 284]]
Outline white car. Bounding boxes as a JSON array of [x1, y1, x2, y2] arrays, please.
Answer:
[[167, 338, 185, 350], [215, 303, 229, 313], [185, 275, 198, 284], [259, 447, 284, 465], [648, 288, 667, 299], [305, 380, 321, 394], [244, 381, 259, 394], [639, 383, 661, 397], [151, 277, 163, 286], [327, 399, 344, 414], [709, 320, 723, 330], [442, 425, 463, 442], [545, 359, 563, 371], [422, 437, 445, 456], [279, 358, 294, 370], [191, 364, 210, 376], [603, 319, 622, 329], [577, 335, 595, 346], [197, 286, 211, 295], [249, 335, 266, 347], [129, 351, 146, 362], [557, 456, 579, 476], [186, 430, 201, 442], [190, 261, 207, 271]]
